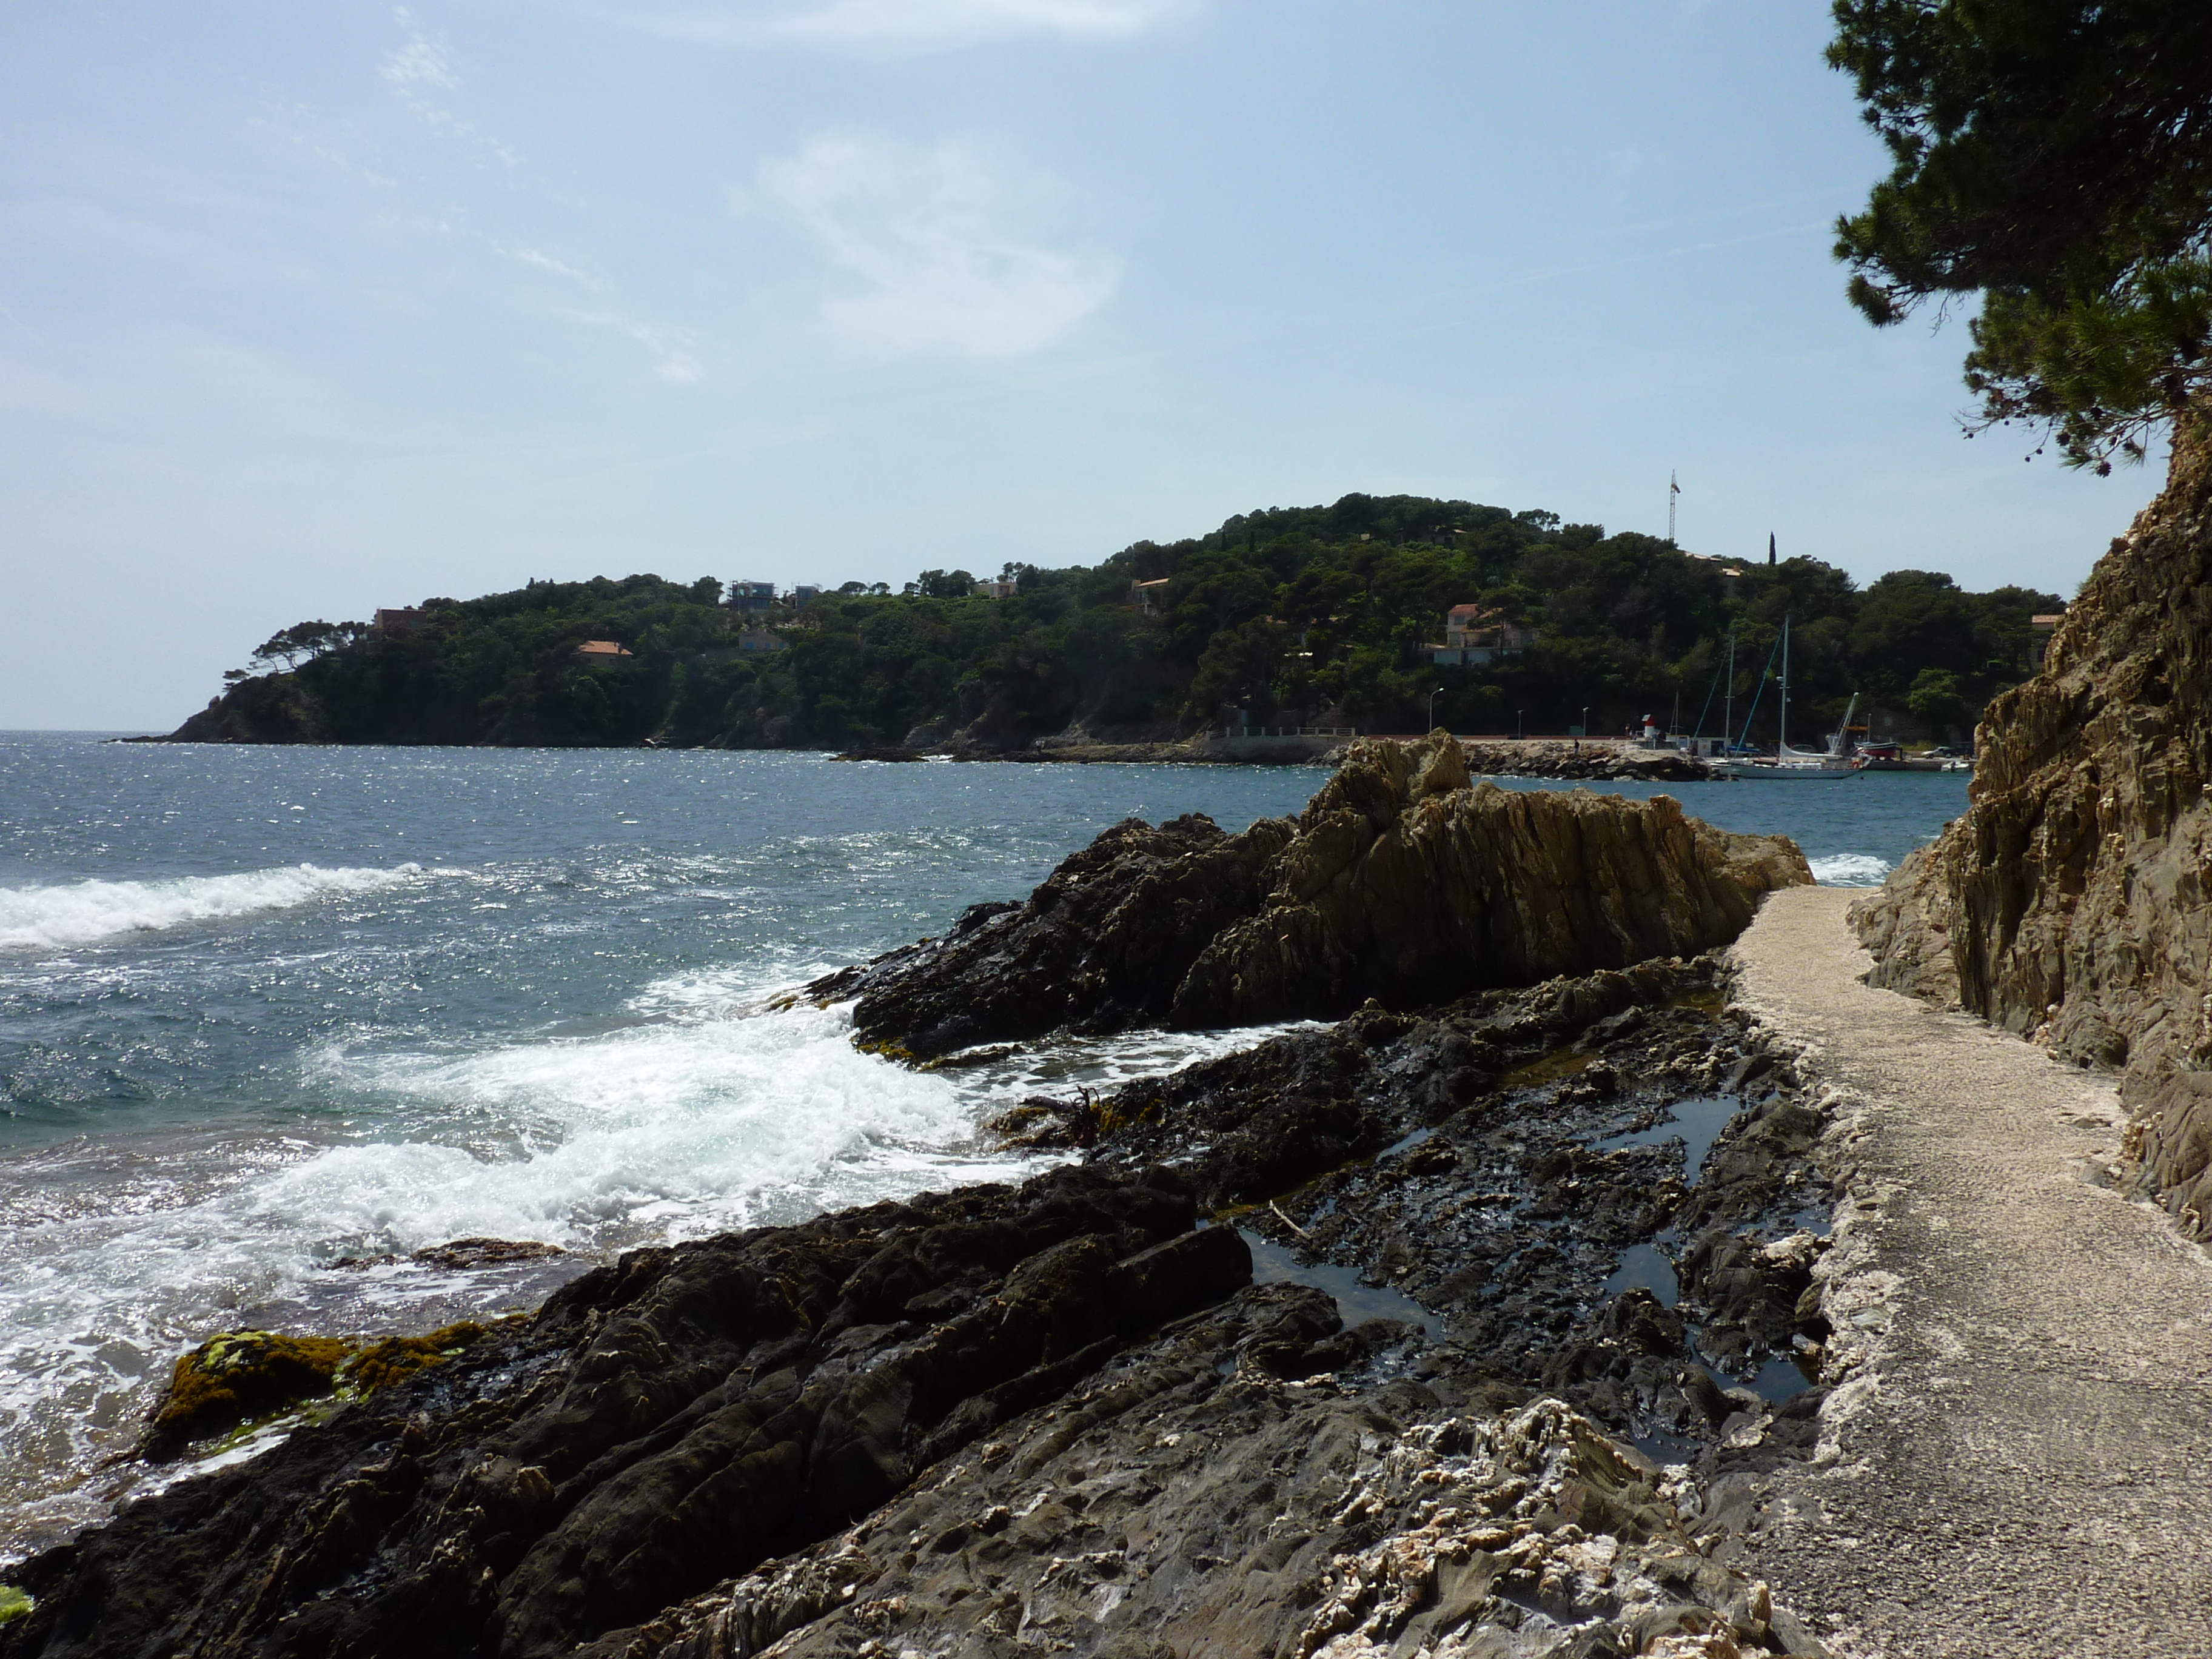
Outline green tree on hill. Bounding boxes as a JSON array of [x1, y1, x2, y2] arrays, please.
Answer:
[[173, 498, 2059, 751]]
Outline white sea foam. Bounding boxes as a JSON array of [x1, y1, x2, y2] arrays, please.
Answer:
[[1808, 853, 1892, 886], [0, 864, 430, 951], [286, 1000, 1025, 1250], [0, 994, 1169, 1557]]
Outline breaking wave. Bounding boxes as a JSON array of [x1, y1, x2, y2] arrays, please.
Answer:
[[0, 864, 430, 951], [1808, 853, 1891, 887]]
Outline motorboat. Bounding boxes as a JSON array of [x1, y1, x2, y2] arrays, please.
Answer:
[[1860, 740, 1967, 773]]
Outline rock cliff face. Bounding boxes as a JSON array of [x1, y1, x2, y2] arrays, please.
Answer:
[[816, 733, 1809, 1056], [1851, 423, 2212, 1236]]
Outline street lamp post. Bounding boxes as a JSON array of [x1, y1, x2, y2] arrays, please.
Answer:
[[1427, 686, 1443, 731], [1517, 708, 1524, 741], [1581, 705, 1590, 736]]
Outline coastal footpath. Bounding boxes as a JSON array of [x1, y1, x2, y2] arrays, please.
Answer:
[[1728, 887, 2212, 1656], [1719, 421, 2212, 1654], [1849, 426, 2212, 1237]]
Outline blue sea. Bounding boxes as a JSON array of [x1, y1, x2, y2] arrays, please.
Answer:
[[0, 733, 1968, 1560]]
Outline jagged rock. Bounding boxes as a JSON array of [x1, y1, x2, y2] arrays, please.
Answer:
[[0, 1167, 1241, 1659], [808, 812, 1295, 1057], [1169, 738, 1808, 1028], [816, 734, 1808, 1056], [1850, 423, 2212, 1231]]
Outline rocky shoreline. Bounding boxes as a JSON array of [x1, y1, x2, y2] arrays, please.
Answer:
[[0, 742, 1837, 1658], [835, 736, 1721, 783]]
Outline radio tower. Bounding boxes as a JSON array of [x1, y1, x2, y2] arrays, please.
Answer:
[[1667, 472, 1680, 544]]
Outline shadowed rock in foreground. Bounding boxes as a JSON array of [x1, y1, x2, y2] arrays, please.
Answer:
[[812, 732, 1809, 1057], [0, 1168, 1242, 1659]]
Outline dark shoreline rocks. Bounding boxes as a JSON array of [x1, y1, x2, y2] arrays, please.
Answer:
[[830, 734, 1723, 780], [1, 1168, 1242, 1659], [0, 951, 1840, 1659]]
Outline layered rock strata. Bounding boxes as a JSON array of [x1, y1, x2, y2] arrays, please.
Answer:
[[1850, 424, 2212, 1235], [813, 733, 1808, 1057]]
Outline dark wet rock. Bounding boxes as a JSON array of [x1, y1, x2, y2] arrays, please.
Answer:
[[5, 863, 1840, 1658], [815, 733, 1808, 1057], [570, 1384, 1811, 1659], [0, 1166, 1242, 1659], [1061, 955, 1837, 1463]]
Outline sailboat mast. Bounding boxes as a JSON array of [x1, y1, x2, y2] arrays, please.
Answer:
[[1778, 617, 1790, 753], [1723, 634, 1734, 756]]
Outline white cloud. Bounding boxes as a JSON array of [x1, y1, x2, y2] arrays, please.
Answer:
[[757, 134, 1117, 358], [503, 247, 610, 292], [583, 0, 1190, 52], [551, 308, 704, 381], [382, 36, 459, 90], [381, 23, 520, 166]]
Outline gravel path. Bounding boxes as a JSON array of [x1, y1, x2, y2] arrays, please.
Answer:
[[1726, 886, 2212, 1657]]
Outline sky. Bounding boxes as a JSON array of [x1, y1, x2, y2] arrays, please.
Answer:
[[0, 0, 2169, 731]]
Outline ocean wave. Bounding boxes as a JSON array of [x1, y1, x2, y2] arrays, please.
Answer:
[[287, 1000, 1020, 1250], [1808, 853, 1891, 886], [0, 863, 430, 951]]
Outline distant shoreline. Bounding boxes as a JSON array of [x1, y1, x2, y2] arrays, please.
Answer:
[[110, 728, 1726, 782]]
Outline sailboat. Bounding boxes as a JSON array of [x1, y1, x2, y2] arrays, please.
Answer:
[[1717, 618, 1863, 781]]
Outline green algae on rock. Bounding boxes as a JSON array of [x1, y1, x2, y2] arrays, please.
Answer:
[[151, 1330, 355, 1448], [149, 1321, 493, 1456], [341, 1322, 489, 1395]]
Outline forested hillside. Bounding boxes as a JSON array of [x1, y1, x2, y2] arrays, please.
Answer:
[[169, 493, 2057, 749]]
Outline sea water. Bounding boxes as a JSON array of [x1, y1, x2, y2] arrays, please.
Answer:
[[0, 735, 1968, 1560]]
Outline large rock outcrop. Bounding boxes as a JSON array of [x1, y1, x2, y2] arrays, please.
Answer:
[[814, 732, 1810, 1056], [1851, 420, 2212, 1235]]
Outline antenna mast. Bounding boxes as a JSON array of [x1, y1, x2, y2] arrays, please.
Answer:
[[1668, 471, 1679, 544]]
